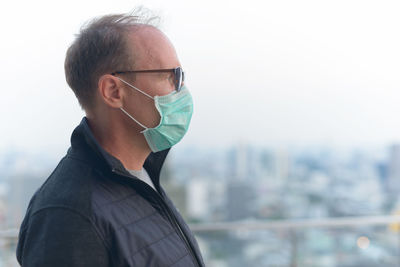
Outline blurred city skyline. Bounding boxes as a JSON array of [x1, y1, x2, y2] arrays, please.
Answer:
[[2, 141, 400, 265], [1, 0, 400, 155]]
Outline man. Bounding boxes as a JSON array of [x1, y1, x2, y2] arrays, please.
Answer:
[[16, 10, 205, 267]]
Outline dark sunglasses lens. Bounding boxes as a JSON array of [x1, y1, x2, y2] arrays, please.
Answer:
[[175, 68, 183, 91]]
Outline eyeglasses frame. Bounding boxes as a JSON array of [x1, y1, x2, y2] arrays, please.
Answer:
[[111, 67, 185, 91]]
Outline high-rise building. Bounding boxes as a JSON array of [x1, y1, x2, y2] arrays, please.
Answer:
[[387, 144, 400, 194]]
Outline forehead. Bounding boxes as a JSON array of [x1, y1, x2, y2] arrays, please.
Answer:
[[127, 26, 180, 69]]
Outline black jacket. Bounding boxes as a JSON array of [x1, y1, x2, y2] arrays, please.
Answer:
[[16, 118, 205, 267]]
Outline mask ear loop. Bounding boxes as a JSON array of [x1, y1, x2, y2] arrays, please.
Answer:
[[120, 107, 148, 132], [117, 77, 154, 99], [116, 77, 153, 132]]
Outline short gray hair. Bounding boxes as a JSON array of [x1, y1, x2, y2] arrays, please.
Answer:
[[64, 8, 160, 110]]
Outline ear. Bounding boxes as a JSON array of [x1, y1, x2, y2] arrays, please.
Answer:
[[98, 74, 124, 108]]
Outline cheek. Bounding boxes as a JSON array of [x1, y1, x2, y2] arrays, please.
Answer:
[[149, 80, 175, 96], [129, 97, 160, 128], [144, 102, 161, 128]]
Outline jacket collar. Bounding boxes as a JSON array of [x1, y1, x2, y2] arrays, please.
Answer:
[[68, 117, 170, 189]]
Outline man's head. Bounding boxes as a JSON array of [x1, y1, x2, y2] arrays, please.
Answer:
[[65, 10, 191, 156], [66, 10, 181, 123]]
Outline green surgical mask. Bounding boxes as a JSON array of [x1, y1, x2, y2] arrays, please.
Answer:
[[118, 77, 193, 152]]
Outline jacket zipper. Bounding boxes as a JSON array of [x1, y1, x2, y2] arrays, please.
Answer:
[[112, 169, 201, 267]]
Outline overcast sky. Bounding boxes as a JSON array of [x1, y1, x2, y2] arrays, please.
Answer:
[[1, 0, 400, 155]]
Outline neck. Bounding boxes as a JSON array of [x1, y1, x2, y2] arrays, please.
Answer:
[[86, 112, 151, 171]]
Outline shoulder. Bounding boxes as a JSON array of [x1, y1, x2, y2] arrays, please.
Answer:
[[16, 206, 109, 267], [16, 156, 112, 264], [28, 155, 97, 214]]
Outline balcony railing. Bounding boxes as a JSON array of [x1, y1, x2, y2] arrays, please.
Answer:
[[189, 215, 400, 232]]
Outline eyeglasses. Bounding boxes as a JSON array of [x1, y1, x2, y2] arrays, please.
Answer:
[[111, 67, 185, 91]]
